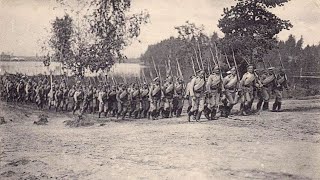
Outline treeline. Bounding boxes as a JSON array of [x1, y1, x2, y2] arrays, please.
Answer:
[[140, 34, 320, 81]]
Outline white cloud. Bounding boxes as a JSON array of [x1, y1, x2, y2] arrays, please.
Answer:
[[0, 0, 319, 58]]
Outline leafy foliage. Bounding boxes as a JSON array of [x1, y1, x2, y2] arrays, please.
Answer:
[[46, 0, 149, 77], [218, 0, 293, 67]]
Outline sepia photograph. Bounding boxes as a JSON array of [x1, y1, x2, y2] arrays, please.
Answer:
[[0, 0, 320, 179]]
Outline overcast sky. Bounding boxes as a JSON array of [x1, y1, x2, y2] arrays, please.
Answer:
[[0, 0, 319, 58]]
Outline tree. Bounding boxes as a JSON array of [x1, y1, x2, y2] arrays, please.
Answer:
[[47, 0, 149, 77], [218, 0, 293, 69], [49, 14, 74, 69]]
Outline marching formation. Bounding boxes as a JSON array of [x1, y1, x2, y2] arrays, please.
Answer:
[[0, 63, 288, 121]]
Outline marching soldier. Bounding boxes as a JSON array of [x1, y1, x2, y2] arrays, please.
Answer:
[[16, 79, 25, 102], [140, 83, 150, 118], [162, 76, 174, 118], [185, 75, 195, 114], [173, 77, 184, 117], [149, 77, 162, 120], [25, 79, 33, 103], [129, 83, 141, 119], [222, 67, 239, 117], [239, 64, 261, 115], [48, 86, 56, 110], [188, 70, 206, 121], [272, 68, 288, 112], [81, 85, 94, 114], [54, 86, 64, 112], [67, 85, 76, 111], [107, 85, 118, 117], [257, 67, 276, 111], [117, 84, 129, 119], [35, 83, 45, 109], [205, 66, 222, 120], [73, 84, 84, 115], [98, 86, 108, 118]]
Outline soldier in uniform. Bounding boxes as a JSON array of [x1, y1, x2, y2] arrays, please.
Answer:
[[162, 76, 174, 118], [188, 70, 206, 121], [34, 82, 44, 109], [98, 86, 108, 118], [173, 77, 184, 117], [48, 86, 56, 110], [117, 84, 129, 119], [129, 83, 141, 119], [205, 66, 222, 120], [67, 85, 76, 111], [239, 65, 261, 115], [272, 68, 288, 112], [140, 83, 150, 118], [185, 75, 195, 114], [81, 85, 94, 114], [16, 79, 25, 102], [73, 85, 84, 115], [222, 67, 239, 117], [25, 79, 33, 103], [54, 86, 64, 112], [149, 77, 162, 120], [257, 67, 276, 111], [107, 85, 118, 117]]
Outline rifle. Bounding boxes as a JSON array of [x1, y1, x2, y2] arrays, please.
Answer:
[[212, 48, 224, 90], [209, 47, 217, 66], [279, 52, 288, 83], [176, 58, 183, 79], [224, 52, 231, 69], [190, 57, 197, 76], [152, 56, 159, 77], [197, 41, 204, 70], [231, 49, 241, 81]]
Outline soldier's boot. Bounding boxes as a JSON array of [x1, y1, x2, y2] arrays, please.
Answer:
[[187, 111, 194, 122], [210, 109, 217, 120], [241, 105, 248, 116], [219, 105, 226, 117], [272, 102, 278, 112], [196, 111, 202, 121], [177, 108, 183, 117], [98, 112, 101, 118], [224, 106, 231, 118], [256, 100, 263, 111], [187, 106, 192, 114], [262, 102, 269, 111], [151, 111, 157, 120], [169, 108, 173, 118], [204, 107, 210, 120], [277, 102, 282, 112]]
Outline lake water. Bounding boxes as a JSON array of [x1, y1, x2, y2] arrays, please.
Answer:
[[0, 61, 144, 77]]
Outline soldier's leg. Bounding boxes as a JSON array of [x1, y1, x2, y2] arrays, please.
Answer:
[[98, 101, 103, 118], [256, 90, 263, 111], [122, 103, 128, 120], [117, 102, 123, 119], [104, 102, 108, 117], [176, 97, 184, 117], [144, 100, 150, 118], [196, 96, 205, 121], [188, 96, 197, 121], [262, 88, 270, 111]]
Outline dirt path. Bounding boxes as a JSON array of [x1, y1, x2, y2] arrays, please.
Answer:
[[1, 99, 320, 179]]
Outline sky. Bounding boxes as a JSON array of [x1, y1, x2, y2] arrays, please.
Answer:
[[0, 0, 320, 58]]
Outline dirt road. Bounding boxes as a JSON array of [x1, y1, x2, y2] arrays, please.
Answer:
[[1, 98, 320, 179]]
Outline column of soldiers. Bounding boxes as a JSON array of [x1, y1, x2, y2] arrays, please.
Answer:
[[0, 64, 288, 121]]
